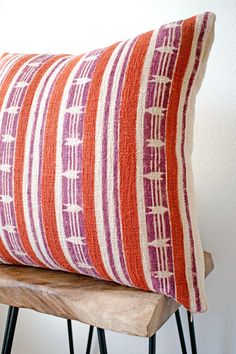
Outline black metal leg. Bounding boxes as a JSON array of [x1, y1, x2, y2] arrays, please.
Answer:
[[97, 328, 108, 354], [175, 309, 187, 354], [67, 319, 74, 354], [86, 326, 94, 354], [1, 307, 13, 354], [149, 333, 156, 354], [1, 306, 19, 354], [187, 311, 197, 354]]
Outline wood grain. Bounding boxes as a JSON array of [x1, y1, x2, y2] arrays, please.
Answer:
[[0, 251, 213, 337]]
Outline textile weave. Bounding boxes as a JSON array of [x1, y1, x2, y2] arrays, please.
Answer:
[[0, 12, 215, 312]]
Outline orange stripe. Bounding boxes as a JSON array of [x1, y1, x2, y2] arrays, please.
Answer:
[[0, 53, 11, 68], [119, 32, 153, 290], [82, 44, 119, 281], [0, 239, 21, 265], [0, 55, 35, 109], [166, 17, 196, 309], [41, 56, 83, 272], [14, 55, 65, 268], [0, 53, 10, 71], [0, 53, 9, 59]]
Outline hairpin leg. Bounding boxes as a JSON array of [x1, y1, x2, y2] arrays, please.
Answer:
[[97, 328, 108, 354], [175, 309, 187, 354], [86, 326, 94, 354], [67, 319, 74, 354], [1, 306, 13, 354], [149, 333, 156, 354], [1, 306, 19, 354], [187, 311, 197, 354]]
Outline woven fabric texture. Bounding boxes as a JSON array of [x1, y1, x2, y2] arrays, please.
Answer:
[[0, 12, 215, 312]]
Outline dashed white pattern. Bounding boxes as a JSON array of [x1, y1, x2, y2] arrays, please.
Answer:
[[0, 13, 215, 313]]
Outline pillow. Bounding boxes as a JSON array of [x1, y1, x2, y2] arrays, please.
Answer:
[[0, 11, 215, 313]]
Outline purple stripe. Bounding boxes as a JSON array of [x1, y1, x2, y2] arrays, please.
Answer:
[[112, 38, 138, 285], [61, 49, 103, 277], [153, 25, 180, 293], [0, 55, 51, 264], [143, 24, 182, 298], [181, 13, 209, 311]]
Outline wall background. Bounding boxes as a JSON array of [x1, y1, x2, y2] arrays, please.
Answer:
[[0, 0, 235, 353]]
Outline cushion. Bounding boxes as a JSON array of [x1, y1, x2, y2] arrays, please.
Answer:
[[0, 11, 215, 313]]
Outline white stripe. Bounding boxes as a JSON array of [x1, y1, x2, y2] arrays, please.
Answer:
[[0, 55, 21, 86], [66, 50, 102, 273], [175, 14, 214, 311], [23, 56, 72, 269], [94, 41, 128, 282], [136, 30, 160, 292], [105, 38, 136, 286], [175, 22, 199, 311], [146, 34, 165, 291]]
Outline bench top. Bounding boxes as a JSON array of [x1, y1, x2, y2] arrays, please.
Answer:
[[0, 251, 213, 337]]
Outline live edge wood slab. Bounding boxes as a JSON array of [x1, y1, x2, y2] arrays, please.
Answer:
[[0, 251, 213, 337]]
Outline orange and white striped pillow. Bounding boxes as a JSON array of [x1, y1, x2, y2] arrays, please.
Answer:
[[0, 12, 215, 312]]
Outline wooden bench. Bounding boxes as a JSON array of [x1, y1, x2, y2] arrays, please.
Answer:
[[0, 251, 213, 354]]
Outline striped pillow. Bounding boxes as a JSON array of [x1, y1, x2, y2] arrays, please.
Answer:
[[0, 12, 215, 312]]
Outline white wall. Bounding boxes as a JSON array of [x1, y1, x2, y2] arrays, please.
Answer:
[[0, 0, 235, 353]]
